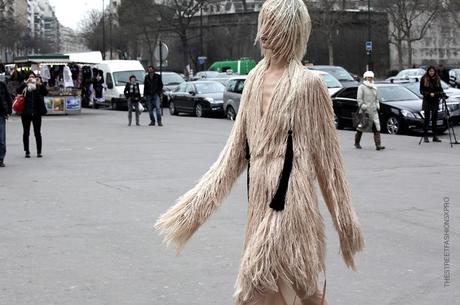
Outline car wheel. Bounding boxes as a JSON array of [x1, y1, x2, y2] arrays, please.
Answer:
[[169, 101, 178, 115], [226, 106, 236, 121], [195, 103, 204, 117], [385, 116, 401, 134]]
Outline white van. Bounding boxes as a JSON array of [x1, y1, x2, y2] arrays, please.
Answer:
[[95, 60, 145, 110]]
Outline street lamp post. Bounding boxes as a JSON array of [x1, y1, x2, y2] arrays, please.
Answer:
[[367, 0, 372, 71], [200, 1, 204, 71], [102, 0, 106, 60]]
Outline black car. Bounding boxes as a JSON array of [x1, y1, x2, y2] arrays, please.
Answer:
[[309, 65, 359, 88], [332, 84, 448, 134], [169, 81, 226, 117]]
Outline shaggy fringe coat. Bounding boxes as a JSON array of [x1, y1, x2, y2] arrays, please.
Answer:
[[155, 58, 364, 304]]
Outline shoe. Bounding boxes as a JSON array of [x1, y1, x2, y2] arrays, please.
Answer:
[[0, 161, 5, 167], [374, 132, 386, 151], [354, 131, 362, 149], [433, 137, 442, 142], [25, 152, 31, 158], [424, 136, 429, 143], [37, 154, 43, 158], [149, 121, 155, 126], [136, 123, 140, 126], [158, 122, 163, 126]]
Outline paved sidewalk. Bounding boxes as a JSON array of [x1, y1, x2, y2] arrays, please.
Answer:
[[0, 109, 458, 305]]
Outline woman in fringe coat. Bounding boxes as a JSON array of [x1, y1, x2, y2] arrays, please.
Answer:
[[155, 0, 364, 304]]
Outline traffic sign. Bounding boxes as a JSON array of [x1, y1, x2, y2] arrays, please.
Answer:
[[197, 56, 207, 65], [154, 42, 169, 61], [365, 41, 373, 52]]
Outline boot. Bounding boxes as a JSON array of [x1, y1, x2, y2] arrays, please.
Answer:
[[433, 136, 442, 142], [374, 132, 386, 151], [354, 131, 363, 149]]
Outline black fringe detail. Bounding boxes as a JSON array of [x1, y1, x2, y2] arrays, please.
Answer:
[[245, 139, 250, 200], [269, 130, 293, 212]]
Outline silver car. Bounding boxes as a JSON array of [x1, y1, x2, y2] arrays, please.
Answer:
[[223, 76, 247, 120]]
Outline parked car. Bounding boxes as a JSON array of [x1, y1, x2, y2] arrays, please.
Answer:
[[386, 68, 426, 81], [161, 71, 186, 106], [449, 68, 460, 88], [223, 76, 247, 120], [309, 70, 343, 96], [392, 79, 460, 124], [168, 81, 226, 117], [308, 65, 359, 88], [332, 84, 448, 134], [95, 60, 145, 110], [209, 58, 257, 75]]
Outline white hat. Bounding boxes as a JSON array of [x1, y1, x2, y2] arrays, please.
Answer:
[[363, 71, 375, 78]]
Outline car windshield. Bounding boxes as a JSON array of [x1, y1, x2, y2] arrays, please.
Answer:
[[396, 69, 425, 78], [113, 70, 145, 86], [401, 83, 423, 97], [195, 82, 225, 94], [162, 73, 184, 86], [313, 67, 354, 81], [319, 73, 342, 88], [378, 86, 420, 102]]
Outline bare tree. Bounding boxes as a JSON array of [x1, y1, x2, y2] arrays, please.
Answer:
[[376, 0, 441, 68], [80, 9, 105, 54], [118, 0, 162, 64], [306, 0, 349, 65]]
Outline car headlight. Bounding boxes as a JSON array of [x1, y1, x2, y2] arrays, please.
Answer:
[[401, 109, 416, 118], [205, 97, 222, 104]]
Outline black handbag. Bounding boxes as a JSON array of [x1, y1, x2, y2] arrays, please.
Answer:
[[352, 104, 370, 130]]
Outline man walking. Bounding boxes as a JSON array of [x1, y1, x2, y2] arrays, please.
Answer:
[[144, 66, 164, 126], [0, 80, 12, 167]]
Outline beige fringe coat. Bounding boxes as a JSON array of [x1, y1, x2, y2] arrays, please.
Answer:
[[155, 59, 364, 304]]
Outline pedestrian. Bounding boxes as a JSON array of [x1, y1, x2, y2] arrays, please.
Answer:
[[155, 1, 364, 304], [90, 70, 105, 108], [124, 75, 141, 126], [354, 71, 385, 150], [420, 66, 444, 143], [0, 79, 12, 167], [17, 73, 48, 158], [143, 66, 163, 126]]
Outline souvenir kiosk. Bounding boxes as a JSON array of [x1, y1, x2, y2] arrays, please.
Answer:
[[13, 53, 103, 115]]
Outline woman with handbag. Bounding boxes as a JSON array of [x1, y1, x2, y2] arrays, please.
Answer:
[[124, 75, 142, 126], [420, 67, 444, 143], [16, 74, 48, 158], [354, 71, 385, 150], [155, 1, 364, 304]]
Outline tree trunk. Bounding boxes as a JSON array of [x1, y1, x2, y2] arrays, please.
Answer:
[[328, 33, 334, 65], [397, 40, 404, 70], [407, 35, 413, 68]]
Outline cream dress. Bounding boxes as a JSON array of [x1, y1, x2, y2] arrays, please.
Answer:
[[155, 59, 364, 305]]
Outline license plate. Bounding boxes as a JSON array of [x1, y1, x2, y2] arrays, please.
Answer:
[[437, 120, 444, 126]]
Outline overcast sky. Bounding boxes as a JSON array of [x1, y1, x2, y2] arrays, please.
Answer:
[[48, 0, 107, 31]]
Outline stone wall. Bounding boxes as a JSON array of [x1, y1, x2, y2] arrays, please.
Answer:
[[151, 10, 390, 77]]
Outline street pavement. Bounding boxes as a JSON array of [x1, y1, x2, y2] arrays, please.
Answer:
[[0, 109, 459, 305]]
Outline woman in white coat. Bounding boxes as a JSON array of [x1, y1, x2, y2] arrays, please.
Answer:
[[354, 71, 385, 150]]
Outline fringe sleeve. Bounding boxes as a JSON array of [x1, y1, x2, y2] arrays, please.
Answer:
[[154, 94, 248, 254], [307, 76, 364, 270]]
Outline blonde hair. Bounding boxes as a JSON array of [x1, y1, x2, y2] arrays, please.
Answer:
[[255, 0, 312, 62]]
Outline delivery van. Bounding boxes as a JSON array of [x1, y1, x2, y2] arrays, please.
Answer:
[[95, 60, 145, 110], [209, 58, 256, 75]]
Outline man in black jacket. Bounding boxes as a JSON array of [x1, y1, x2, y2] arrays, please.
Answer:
[[0, 80, 12, 167], [143, 66, 164, 126]]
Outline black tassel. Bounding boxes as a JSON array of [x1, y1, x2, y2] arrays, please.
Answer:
[[245, 140, 250, 200], [269, 130, 294, 212]]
